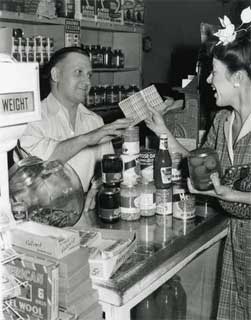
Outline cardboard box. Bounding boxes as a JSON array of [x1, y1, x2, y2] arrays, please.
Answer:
[[6, 253, 59, 320], [74, 228, 136, 281], [10, 221, 80, 259]]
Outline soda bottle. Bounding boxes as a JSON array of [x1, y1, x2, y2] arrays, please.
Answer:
[[154, 134, 172, 189], [171, 275, 187, 320], [155, 281, 175, 319], [131, 293, 158, 320], [154, 134, 173, 215]]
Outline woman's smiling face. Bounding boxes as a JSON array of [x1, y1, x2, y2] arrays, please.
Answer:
[[207, 58, 236, 107]]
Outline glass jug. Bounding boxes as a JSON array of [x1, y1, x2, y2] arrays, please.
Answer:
[[9, 157, 84, 227]]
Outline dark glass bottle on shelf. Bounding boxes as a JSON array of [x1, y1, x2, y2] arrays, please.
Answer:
[[154, 134, 172, 189], [131, 293, 158, 320], [172, 276, 187, 320], [155, 281, 175, 319], [118, 49, 125, 68]]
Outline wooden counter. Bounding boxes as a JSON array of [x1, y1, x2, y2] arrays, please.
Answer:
[[75, 206, 228, 320]]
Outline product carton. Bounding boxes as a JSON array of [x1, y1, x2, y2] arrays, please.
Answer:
[[9, 221, 80, 259], [74, 227, 136, 281], [6, 253, 59, 320]]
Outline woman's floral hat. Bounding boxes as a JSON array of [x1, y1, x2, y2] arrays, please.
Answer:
[[214, 6, 251, 46]]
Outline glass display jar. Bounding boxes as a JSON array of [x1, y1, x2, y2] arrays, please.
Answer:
[[187, 148, 221, 191], [120, 182, 140, 221], [9, 157, 84, 227]]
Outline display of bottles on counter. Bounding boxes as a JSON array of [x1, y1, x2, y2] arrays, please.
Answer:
[[81, 44, 125, 69], [97, 128, 197, 223], [85, 84, 139, 108], [11, 29, 54, 65]]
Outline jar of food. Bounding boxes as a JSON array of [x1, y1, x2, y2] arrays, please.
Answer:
[[139, 180, 156, 217], [188, 148, 221, 191], [102, 154, 123, 186], [122, 126, 140, 155], [120, 182, 140, 221], [98, 185, 121, 223], [139, 149, 156, 183]]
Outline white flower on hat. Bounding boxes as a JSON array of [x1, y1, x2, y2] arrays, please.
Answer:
[[240, 6, 251, 24], [214, 16, 236, 46]]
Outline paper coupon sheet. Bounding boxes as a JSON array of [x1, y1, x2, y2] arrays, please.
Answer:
[[119, 85, 164, 125]]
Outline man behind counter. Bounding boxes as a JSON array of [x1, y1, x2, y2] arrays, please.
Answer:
[[19, 46, 132, 211]]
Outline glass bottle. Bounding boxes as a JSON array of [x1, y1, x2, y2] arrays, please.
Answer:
[[171, 276, 187, 320], [154, 134, 172, 189], [118, 49, 125, 68], [155, 281, 175, 319], [120, 182, 140, 221], [98, 185, 121, 223], [139, 180, 156, 217], [131, 293, 158, 320]]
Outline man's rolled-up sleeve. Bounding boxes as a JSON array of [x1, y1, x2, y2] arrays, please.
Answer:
[[20, 123, 59, 161]]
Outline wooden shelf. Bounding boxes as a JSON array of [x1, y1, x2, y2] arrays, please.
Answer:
[[93, 67, 139, 73], [0, 11, 144, 33]]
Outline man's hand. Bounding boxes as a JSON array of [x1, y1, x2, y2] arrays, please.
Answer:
[[87, 118, 133, 145]]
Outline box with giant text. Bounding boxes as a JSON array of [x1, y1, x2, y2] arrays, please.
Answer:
[[6, 253, 59, 320]]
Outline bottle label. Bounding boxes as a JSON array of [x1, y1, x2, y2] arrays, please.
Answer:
[[102, 172, 122, 184], [99, 207, 121, 221], [160, 167, 172, 184], [159, 138, 168, 150], [140, 194, 156, 210], [120, 195, 141, 220], [156, 189, 172, 215], [173, 186, 196, 219], [122, 141, 140, 155]]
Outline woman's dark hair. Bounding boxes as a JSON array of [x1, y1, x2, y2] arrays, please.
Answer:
[[212, 30, 251, 79], [40, 46, 89, 99]]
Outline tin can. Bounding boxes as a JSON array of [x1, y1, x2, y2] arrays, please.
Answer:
[[102, 154, 123, 186], [98, 186, 121, 223], [122, 126, 140, 155], [156, 188, 172, 215], [173, 182, 196, 220], [120, 183, 140, 221], [139, 149, 156, 182]]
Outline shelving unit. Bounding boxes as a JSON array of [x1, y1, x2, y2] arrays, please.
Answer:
[[0, 10, 143, 89]]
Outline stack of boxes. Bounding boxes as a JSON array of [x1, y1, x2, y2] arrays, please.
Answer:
[[7, 222, 102, 320], [57, 248, 102, 320]]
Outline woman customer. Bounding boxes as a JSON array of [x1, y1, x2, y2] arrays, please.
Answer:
[[145, 8, 251, 320]]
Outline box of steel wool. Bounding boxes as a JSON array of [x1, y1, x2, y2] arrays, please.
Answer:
[[6, 253, 59, 320]]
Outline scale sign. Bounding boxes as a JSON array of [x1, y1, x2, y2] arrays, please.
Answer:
[[0, 91, 34, 115]]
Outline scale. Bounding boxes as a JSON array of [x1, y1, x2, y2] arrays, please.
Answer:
[[0, 54, 41, 226]]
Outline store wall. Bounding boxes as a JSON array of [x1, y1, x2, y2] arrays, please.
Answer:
[[142, 0, 248, 88]]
